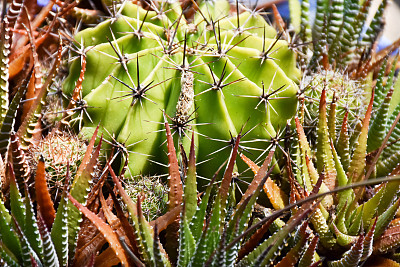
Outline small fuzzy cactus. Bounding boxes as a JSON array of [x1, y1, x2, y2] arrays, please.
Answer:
[[124, 175, 168, 221], [27, 129, 88, 200], [63, 0, 300, 180], [300, 70, 367, 140]]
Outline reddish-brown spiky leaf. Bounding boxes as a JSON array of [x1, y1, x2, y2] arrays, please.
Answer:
[[150, 204, 181, 233], [240, 153, 260, 174], [374, 224, 400, 253], [61, 54, 87, 127], [298, 235, 319, 266], [239, 148, 274, 205], [68, 194, 129, 266], [164, 120, 183, 210], [218, 134, 241, 207], [76, 124, 100, 179], [275, 221, 309, 267], [16, 39, 61, 141], [240, 149, 288, 210], [108, 164, 137, 217], [109, 187, 139, 256], [237, 218, 274, 260], [35, 156, 56, 230], [272, 4, 286, 33]]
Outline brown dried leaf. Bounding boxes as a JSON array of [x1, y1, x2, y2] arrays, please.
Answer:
[[68, 194, 129, 266]]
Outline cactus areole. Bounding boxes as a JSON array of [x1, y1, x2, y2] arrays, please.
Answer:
[[63, 0, 300, 181]]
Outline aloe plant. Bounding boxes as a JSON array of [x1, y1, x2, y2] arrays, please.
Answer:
[[63, 0, 300, 180]]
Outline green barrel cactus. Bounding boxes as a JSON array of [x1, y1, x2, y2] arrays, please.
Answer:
[[63, 0, 300, 180]]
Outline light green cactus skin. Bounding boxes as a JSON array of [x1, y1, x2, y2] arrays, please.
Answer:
[[63, 0, 300, 180]]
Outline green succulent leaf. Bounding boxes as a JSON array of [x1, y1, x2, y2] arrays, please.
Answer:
[[0, 70, 29, 154], [298, 235, 319, 267], [374, 198, 400, 240], [328, 234, 364, 267], [0, 241, 20, 267], [0, 199, 22, 263], [23, 188, 43, 260], [50, 176, 69, 266], [37, 213, 60, 267]]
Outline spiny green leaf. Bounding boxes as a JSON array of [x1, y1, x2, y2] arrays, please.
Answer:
[[0, 15, 11, 126], [0, 241, 20, 267], [331, 222, 357, 247], [348, 90, 374, 187], [37, 213, 60, 267], [177, 206, 195, 267], [23, 187, 43, 260], [328, 234, 364, 267], [337, 0, 360, 65], [189, 172, 217, 242], [368, 87, 393, 153], [374, 198, 400, 240], [184, 132, 197, 222], [238, 199, 319, 266], [8, 163, 26, 233], [67, 136, 102, 256], [360, 0, 387, 47], [298, 235, 319, 267], [137, 196, 157, 266], [335, 201, 349, 234], [337, 111, 350, 172], [310, 206, 335, 248], [331, 141, 353, 212], [0, 70, 30, 155], [0, 198, 22, 263], [152, 226, 165, 267], [347, 206, 363, 236], [50, 170, 69, 266], [275, 221, 310, 266], [361, 218, 376, 261], [14, 219, 42, 267], [295, 117, 314, 191], [316, 89, 336, 190]]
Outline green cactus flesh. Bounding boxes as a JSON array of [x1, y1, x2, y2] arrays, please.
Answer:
[[63, 1, 300, 180]]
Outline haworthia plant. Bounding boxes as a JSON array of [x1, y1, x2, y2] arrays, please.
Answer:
[[63, 0, 300, 180]]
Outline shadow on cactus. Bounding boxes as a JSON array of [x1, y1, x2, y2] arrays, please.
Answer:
[[63, 0, 300, 181]]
